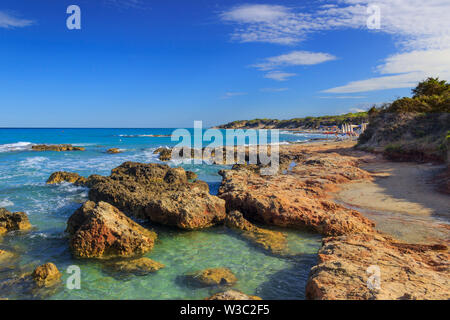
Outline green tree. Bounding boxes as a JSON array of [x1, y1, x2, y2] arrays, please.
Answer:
[[412, 77, 450, 97]]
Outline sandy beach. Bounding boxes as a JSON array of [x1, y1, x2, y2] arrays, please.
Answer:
[[334, 159, 449, 244]]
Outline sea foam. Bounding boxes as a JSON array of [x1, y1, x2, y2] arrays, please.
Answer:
[[0, 142, 34, 152]]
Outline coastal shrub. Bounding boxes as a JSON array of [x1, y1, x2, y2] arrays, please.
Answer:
[[412, 77, 450, 98]]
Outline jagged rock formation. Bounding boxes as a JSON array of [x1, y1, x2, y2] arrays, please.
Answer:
[[88, 162, 226, 229]]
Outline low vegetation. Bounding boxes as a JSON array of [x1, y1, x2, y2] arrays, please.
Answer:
[[358, 78, 450, 163], [215, 112, 368, 129]]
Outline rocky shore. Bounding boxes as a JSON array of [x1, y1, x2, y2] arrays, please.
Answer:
[[216, 141, 449, 299], [5, 139, 447, 300]]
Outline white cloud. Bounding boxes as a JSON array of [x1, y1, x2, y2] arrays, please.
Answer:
[[220, 1, 450, 49], [325, 49, 450, 93], [264, 71, 296, 81], [253, 51, 336, 71], [221, 2, 450, 92], [221, 92, 247, 99], [0, 11, 33, 28]]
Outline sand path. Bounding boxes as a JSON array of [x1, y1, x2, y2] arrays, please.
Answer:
[[334, 161, 449, 244]]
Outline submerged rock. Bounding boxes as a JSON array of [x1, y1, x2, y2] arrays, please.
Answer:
[[206, 290, 262, 300], [0, 249, 16, 264], [32, 144, 85, 151], [306, 233, 450, 300], [188, 267, 237, 287], [105, 257, 165, 275], [88, 162, 226, 229], [106, 148, 122, 154], [66, 201, 157, 258], [225, 211, 287, 256], [0, 208, 32, 234], [32, 262, 62, 288], [46, 171, 87, 185]]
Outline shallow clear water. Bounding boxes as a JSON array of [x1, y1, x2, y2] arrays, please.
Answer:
[[0, 128, 323, 300]]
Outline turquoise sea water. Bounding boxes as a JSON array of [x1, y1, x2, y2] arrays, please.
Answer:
[[0, 128, 324, 300]]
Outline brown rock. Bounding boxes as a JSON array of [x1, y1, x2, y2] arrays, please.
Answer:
[[88, 162, 226, 229], [32, 262, 62, 287], [218, 166, 374, 236], [46, 171, 87, 185], [106, 148, 122, 154], [306, 233, 450, 300], [105, 257, 165, 275], [186, 171, 198, 181], [32, 144, 85, 151], [66, 201, 157, 258], [0, 208, 32, 234], [153, 147, 172, 161], [225, 211, 287, 256], [188, 268, 237, 287], [206, 290, 262, 300]]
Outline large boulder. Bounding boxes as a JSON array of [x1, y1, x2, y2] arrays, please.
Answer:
[[0, 208, 32, 234], [66, 201, 157, 258], [88, 162, 226, 230], [32, 144, 85, 151]]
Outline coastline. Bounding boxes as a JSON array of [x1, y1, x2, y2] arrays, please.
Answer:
[[1, 137, 449, 300]]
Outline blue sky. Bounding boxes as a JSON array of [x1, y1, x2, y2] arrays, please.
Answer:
[[1, 0, 449, 127]]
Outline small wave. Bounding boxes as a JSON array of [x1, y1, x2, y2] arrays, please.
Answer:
[[0, 199, 14, 207], [19, 156, 48, 168], [0, 141, 34, 152]]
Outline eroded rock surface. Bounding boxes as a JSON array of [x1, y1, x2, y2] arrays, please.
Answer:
[[32, 263, 62, 288], [0, 208, 32, 234], [218, 150, 374, 236], [306, 233, 450, 300], [32, 144, 85, 151], [66, 201, 157, 258], [88, 162, 226, 229]]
